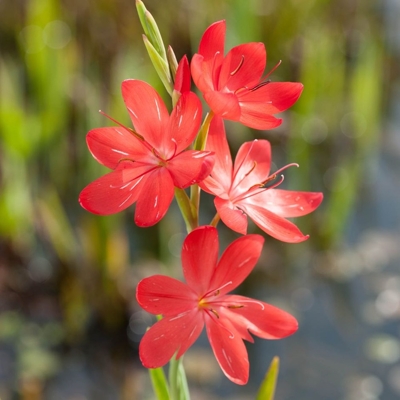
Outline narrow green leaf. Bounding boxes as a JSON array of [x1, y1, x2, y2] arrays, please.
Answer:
[[256, 356, 280, 400], [177, 361, 191, 400], [149, 367, 170, 400], [143, 35, 173, 95], [136, 0, 151, 38], [144, 10, 167, 59]]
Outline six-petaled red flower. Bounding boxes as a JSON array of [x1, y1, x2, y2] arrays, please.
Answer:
[[191, 20, 303, 130], [79, 80, 214, 227], [200, 117, 323, 243], [137, 226, 298, 384]]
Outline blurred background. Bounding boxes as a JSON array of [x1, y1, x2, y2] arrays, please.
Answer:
[[1, 0, 400, 399]]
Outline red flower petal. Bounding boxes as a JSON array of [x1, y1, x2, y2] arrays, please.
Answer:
[[221, 295, 298, 339], [205, 315, 249, 385], [181, 226, 219, 297], [258, 82, 304, 112], [168, 150, 214, 188], [79, 161, 150, 215], [218, 43, 266, 92], [209, 233, 264, 296], [239, 108, 282, 130], [166, 92, 202, 154], [231, 140, 271, 193], [248, 189, 324, 218], [214, 197, 248, 235], [242, 202, 309, 243], [205, 116, 232, 190], [139, 310, 204, 368], [191, 54, 214, 93], [198, 20, 226, 60], [199, 176, 227, 197], [174, 55, 191, 94], [121, 80, 169, 149], [86, 127, 149, 170], [136, 275, 197, 316], [134, 168, 175, 227], [204, 91, 241, 120]]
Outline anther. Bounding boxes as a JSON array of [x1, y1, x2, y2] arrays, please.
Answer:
[[210, 308, 220, 318], [230, 55, 245, 76]]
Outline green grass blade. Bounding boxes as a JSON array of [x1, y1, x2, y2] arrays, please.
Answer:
[[256, 356, 280, 400], [149, 367, 170, 400]]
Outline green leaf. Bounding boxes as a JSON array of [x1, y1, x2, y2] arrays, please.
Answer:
[[177, 361, 191, 400], [149, 367, 170, 400], [144, 10, 167, 60], [256, 356, 280, 400]]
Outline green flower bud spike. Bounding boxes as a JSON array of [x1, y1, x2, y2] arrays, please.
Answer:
[[136, 0, 173, 95]]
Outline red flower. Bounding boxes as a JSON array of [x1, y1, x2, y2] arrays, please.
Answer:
[[173, 55, 191, 95], [79, 80, 214, 227], [200, 117, 323, 242], [191, 20, 303, 130], [137, 226, 297, 385]]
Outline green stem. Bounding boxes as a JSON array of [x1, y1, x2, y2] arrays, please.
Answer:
[[174, 188, 197, 232], [190, 112, 214, 219], [169, 356, 182, 400], [178, 361, 191, 400]]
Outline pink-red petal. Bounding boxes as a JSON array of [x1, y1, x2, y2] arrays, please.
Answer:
[[231, 140, 271, 194], [168, 150, 215, 188], [181, 226, 219, 297], [221, 295, 298, 339], [209, 233, 264, 296], [239, 108, 282, 130], [136, 275, 197, 316], [139, 310, 204, 368], [198, 20, 226, 61], [174, 55, 191, 94], [248, 189, 324, 218], [121, 80, 169, 149], [191, 54, 214, 94], [166, 92, 202, 155], [205, 116, 232, 190], [134, 168, 175, 227], [242, 202, 309, 243], [205, 314, 249, 385], [217, 43, 266, 92], [259, 82, 304, 112], [86, 127, 149, 170], [215, 197, 248, 235], [79, 161, 151, 215], [204, 91, 241, 120]]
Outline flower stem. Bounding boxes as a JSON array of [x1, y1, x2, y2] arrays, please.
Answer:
[[210, 212, 220, 227], [169, 358, 191, 400], [190, 112, 214, 221], [174, 188, 197, 232]]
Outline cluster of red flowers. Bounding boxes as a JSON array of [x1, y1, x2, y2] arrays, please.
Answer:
[[80, 20, 323, 385]]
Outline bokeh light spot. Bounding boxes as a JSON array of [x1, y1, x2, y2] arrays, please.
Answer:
[[323, 166, 349, 192], [43, 20, 72, 49], [19, 25, 45, 53], [301, 117, 328, 144]]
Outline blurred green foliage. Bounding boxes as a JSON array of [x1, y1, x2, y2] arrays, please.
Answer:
[[0, 0, 387, 398]]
